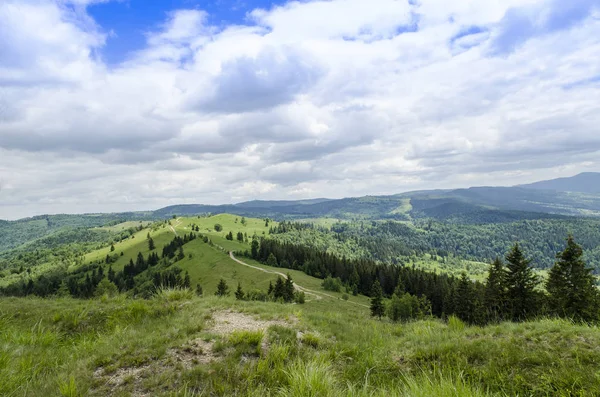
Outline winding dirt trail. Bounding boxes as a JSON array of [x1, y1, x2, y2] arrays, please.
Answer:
[[169, 219, 182, 236], [168, 218, 367, 308], [229, 252, 369, 308]]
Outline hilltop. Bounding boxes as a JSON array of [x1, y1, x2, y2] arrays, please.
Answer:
[[519, 172, 600, 194]]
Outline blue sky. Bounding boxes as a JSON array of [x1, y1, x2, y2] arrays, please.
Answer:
[[88, 0, 288, 64], [0, 0, 599, 219]]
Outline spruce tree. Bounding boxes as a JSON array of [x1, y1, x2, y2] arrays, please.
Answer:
[[195, 284, 203, 296], [148, 237, 155, 251], [284, 274, 295, 303], [266, 253, 278, 267], [215, 279, 229, 297], [267, 281, 274, 296], [546, 235, 599, 322], [485, 258, 507, 321], [108, 265, 115, 282], [183, 272, 191, 289], [251, 239, 259, 259], [454, 273, 476, 324], [505, 243, 539, 321], [235, 283, 245, 300], [370, 280, 385, 319], [273, 276, 285, 300]]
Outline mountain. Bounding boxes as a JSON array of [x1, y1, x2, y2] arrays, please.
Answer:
[[519, 172, 600, 194]]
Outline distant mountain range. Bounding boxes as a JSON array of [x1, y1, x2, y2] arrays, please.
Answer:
[[3, 173, 600, 252], [155, 172, 600, 221], [518, 172, 600, 194]]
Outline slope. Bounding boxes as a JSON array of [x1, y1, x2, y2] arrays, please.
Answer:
[[519, 172, 600, 194]]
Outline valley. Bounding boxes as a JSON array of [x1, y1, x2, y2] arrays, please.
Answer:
[[2, 174, 600, 396]]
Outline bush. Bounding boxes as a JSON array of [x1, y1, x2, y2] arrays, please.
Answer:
[[214, 224, 223, 232], [388, 292, 430, 322], [322, 276, 342, 292], [295, 291, 306, 304]]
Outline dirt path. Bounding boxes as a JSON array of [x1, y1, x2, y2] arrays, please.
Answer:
[[169, 219, 181, 236], [229, 252, 369, 308]]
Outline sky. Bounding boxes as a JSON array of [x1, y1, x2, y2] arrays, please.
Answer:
[[0, 0, 599, 220]]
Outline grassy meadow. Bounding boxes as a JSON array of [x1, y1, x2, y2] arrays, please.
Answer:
[[3, 214, 600, 396], [2, 293, 600, 396]]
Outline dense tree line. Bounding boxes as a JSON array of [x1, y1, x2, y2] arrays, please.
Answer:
[[217, 275, 304, 303], [244, 235, 600, 324], [0, 234, 196, 299], [270, 218, 600, 271]]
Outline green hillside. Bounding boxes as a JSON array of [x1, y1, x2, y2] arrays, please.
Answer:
[[2, 294, 600, 396]]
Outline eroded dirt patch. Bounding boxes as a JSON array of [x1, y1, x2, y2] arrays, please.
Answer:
[[209, 310, 292, 334], [93, 310, 296, 395]]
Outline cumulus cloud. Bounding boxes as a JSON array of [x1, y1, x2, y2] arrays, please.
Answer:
[[0, 0, 600, 219]]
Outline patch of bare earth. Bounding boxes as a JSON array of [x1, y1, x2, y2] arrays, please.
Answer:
[[93, 310, 295, 395], [93, 366, 152, 397]]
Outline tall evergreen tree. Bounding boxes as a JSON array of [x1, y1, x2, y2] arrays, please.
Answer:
[[370, 280, 385, 319], [283, 274, 295, 303], [454, 273, 476, 324], [485, 258, 507, 321], [235, 283, 245, 300], [505, 243, 539, 321], [273, 276, 285, 300], [251, 239, 259, 259], [148, 237, 155, 251], [546, 236, 599, 322], [215, 279, 229, 297]]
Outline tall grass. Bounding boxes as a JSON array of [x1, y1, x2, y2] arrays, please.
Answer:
[[2, 295, 600, 396]]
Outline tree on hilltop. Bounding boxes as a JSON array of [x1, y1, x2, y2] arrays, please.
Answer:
[[370, 280, 385, 319], [215, 279, 229, 297], [547, 235, 599, 322], [505, 243, 539, 321]]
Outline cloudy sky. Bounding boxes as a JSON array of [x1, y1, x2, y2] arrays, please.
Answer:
[[1, 0, 599, 220]]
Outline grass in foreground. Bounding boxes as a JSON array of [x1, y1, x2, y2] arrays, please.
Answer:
[[2, 293, 600, 396]]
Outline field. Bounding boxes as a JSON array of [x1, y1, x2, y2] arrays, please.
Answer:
[[2, 293, 600, 396], [3, 215, 600, 396]]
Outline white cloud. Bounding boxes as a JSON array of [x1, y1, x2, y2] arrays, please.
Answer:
[[0, 0, 599, 219]]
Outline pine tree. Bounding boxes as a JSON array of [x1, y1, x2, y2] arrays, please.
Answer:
[[251, 239, 259, 259], [110, 244, 115, 252], [273, 276, 285, 300], [546, 235, 599, 322], [195, 284, 203, 296], [148, 237, 155, 251], [183, 272, 191, 289], [266, 253, 278, 267], [177, 246, 185, 261], [235, 283, 245, 300], [485, 258, 507, 321], [284, 274, 295, 303], [370, 280, 385, 319], [505, 243, 539, 321], [215, 279, 229, 297], [454, 273, 476, 323], [267, 281, 274, 295]]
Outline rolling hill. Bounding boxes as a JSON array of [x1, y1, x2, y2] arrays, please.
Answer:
[[519, 172, 600, 193]]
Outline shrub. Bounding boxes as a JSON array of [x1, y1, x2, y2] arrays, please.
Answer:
[[322, 276, 342, 292]]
